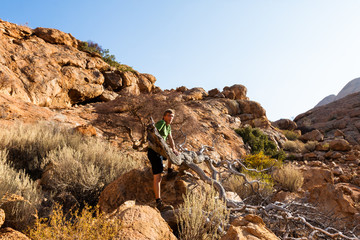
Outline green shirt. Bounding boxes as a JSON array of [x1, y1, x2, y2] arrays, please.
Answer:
[[155, 120, 171, 141]]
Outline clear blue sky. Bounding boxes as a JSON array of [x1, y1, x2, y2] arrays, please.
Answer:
[[2, 0, 360, 121]]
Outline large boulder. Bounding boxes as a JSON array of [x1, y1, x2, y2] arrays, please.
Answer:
[[309, 183, 360, 229], [0, 20, 109, 107], [33, 27, 78, 48], [272, 118, 297, 130], [237, 100, 266, 118], [222, 84, 248, 100], [329, 139, 351, 151], [0, 208, 4, 227], [299, 129, 324, 142], [220, 214, 279, 240], [109, 200, 177, 240], [103, 71, 123, 91], [183, 87, 208, 101], [300, 167, 334, 190], [121, 71, 138, 87], [0, 227, 30, 240], [98, 168, 186, 214], [138, 73, 156, 93]]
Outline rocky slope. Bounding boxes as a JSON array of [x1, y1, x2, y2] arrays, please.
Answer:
[[315, 77, 360, 107], [295, 91, 360, 144], [1, 19, 360, 239]]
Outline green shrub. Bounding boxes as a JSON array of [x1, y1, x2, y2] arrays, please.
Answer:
[[282, 130, 300, 141], [235, 126, 285, 160], [28, 204, 122, 240], [272, 163, 304, 192], [79, 41, 135, 72], [176, 186, 229, 240]]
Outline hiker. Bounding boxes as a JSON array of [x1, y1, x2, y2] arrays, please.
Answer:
[[147, 109, 179, 211]]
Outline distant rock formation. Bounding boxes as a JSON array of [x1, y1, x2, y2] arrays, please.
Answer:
[[315, 77, 360, 107], [295, 91, 360, 144]]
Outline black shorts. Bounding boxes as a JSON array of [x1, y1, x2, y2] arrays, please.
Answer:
[[147, 148, 166, 175]]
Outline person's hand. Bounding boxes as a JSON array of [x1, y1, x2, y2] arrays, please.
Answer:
[[173, 149, 179, 156]]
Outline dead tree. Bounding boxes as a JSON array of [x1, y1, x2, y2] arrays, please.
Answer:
[[147, 117, 359, 239]]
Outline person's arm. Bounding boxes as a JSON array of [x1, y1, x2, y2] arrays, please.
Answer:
[[168, 132, 179, 156]]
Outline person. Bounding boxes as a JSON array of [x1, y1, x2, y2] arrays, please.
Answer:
[[147, 109, 179, 211]]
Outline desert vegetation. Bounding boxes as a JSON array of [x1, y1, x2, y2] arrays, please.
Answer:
[[78, 40, 135, 72], [29, 204, 122, 240], [176, 186, 229, 240], [0, 122, 141, 233], [235, 126, 285, 160], [272, 163, 304, 192]]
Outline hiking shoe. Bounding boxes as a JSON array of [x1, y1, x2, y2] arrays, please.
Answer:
[[156, 199, 174, 212]]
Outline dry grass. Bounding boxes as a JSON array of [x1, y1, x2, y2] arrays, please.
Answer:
[[41, 143, 139, 205], [283, 140, 305, 153], [0, 122, 141, 206], [28, 204, 122, 240], [224, 173, 274, 202], [0, 150, 41, 229], [0, 122, 84, 178], [304, 141, 318, 152], [282, 130, 300, 141], [272, 163, 304, 192], [176, 186, 229, 240]]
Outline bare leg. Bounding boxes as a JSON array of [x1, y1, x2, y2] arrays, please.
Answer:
[[167, 160, 172, 170], [153, 173, 162, 199]]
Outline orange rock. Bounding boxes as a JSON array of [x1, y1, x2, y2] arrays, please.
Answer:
[[272, 118, 297, 131], [222, 84, 248, 100], [221, 214, 279, 240], [183, 87, 208, 101], [301, 167, 334, 190], [329, 139, 351, 151], [74, 124, 97, 137], [0, 227, 30, 240], [0, 208, 4, 228], [138, 73, 156, 93], [299, 129, 324, 142], [98, 168, 186, 214], [109, 201, 177, 240], [34, 27, 78, 48]]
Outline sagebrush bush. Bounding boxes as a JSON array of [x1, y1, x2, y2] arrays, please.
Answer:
[[235, 126, 285, 160], [0, 122, 84, 178], [0, 150, 41, 228], [0, 122, 141, 206], [272, 163, 304, 192], [304, 141, 318, 152], [283, 140, 305, 153], [176, 186, 229, 240], [42, 143, 139, 205], [223, 173, 273, 201], [28, 204, 122, 240], [282, 130, 300, 141]]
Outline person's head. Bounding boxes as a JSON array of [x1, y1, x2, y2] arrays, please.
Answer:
[[163, 109, 175, 125]]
